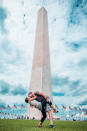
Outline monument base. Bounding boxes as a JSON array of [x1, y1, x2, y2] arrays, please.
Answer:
[[27, 104, 41, 120]]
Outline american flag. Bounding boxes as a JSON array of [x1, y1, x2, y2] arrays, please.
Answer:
[[74, 107, 77, 110], [62, 105, 66, 110], [21, 104, 25, 108], [84, 110, 87, 115], [7, 105, 11, 109], [69, 106, 72, 110], [14, 104, 17, 108], [78, 107, 82, 111], [0, 107, 4, 110], [55, 104, 58, 109]]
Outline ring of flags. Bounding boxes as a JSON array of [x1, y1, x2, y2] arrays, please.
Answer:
[[0, 104, 87, 120]]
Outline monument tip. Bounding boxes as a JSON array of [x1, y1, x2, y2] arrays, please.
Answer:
[[39, 6, 47, 12]]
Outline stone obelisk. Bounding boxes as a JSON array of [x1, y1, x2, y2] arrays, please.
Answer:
[[28, 7, 52, 119]]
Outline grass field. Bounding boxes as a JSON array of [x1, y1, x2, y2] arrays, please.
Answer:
[[0, 119, 87, 131]]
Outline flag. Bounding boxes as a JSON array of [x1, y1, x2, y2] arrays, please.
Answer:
[[14, 104, 17, 108], [69, 106, 72, 110], [0, 107, 4, 110], [79, 107, 82, 111], [62, 105, 66, 110], [7, 105, 11, 109], [74, 107, 77, 110], [21, 104, 25, 108], [84, 111, 87, 115], [55, 104, 58, 109]]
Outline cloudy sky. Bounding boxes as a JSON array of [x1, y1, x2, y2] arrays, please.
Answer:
[[0, 0, 87, 108]]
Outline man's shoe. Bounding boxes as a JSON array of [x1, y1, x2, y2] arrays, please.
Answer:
[[38, 122, 42, 127], [49, 125, 54, 128]]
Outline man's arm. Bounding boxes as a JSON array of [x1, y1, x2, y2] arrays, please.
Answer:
[[28, 96, 37, 101], [37, 92, 47, 99]]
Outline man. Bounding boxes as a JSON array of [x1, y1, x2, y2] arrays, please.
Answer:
[[25, 92, 58, 128]]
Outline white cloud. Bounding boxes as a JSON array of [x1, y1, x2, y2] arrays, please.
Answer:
[[0, 94, 25, 105]]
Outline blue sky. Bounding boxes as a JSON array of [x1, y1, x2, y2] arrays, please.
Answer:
[[0, 0, 87, 108]]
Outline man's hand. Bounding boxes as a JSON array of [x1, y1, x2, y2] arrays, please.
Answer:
[[53, 109, 59, 113], [28, 96, 37, 101]]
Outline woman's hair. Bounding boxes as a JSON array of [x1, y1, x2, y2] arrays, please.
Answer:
[[28, 92, 32, 96]]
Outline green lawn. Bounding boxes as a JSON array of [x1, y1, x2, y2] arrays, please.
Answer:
[[0, 119, 87, 131]]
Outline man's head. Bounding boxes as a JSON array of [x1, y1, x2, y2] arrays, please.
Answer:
[[28, 92, 33, 98]]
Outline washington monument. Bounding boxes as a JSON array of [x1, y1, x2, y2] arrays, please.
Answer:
[[28, 6, 52, 119]]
